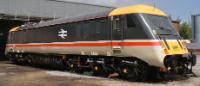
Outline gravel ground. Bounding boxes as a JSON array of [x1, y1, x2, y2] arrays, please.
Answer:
[[0, 55, 200, 86]]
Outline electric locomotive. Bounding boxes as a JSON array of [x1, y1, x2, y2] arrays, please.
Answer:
[[6, 5, 196, 80]]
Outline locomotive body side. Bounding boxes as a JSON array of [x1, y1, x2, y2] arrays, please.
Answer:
[[6, 15, 165, 67]]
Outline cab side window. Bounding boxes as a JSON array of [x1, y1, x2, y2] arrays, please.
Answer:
[[127, 15, 136, 28], [124, 14, 148, 39]]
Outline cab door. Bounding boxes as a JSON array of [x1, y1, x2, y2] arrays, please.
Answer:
[[111, 16, 124, 54]]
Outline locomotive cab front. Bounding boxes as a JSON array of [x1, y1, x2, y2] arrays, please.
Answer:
[[142, 14, 196, 73], [143, 14, 188, 55], [109, 5, 196, 74]]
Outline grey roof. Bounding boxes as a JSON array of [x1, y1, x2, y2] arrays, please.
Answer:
[[0, 0, 114, 21], [49, 0, 115, 8], [35, 10, 113, 28]]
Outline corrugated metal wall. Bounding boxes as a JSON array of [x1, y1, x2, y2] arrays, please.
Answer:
[[192, 14, 200, 43], [0, 0, 113, 20]]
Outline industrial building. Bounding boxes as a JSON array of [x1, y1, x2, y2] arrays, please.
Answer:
[[188, 14, 200, 53]]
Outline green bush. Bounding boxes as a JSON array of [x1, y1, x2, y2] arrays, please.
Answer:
[[179, 22, 192, 39]]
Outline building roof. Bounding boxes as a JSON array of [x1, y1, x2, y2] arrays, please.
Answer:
[[49, 0, 115, 8], [36, 4, 167, 28], [10, 4, 169, 32], [0, 0, 114, 21], [35, 10, 112, 28]]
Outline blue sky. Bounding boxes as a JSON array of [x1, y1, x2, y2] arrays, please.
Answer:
[[129, 0, 200, 22], [64, 0, 200, 22]]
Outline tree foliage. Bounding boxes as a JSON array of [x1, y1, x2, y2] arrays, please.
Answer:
[[179, 22, 192, 39]]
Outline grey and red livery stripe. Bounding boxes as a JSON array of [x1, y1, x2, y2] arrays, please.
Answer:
[[7, 41, 161, 47]]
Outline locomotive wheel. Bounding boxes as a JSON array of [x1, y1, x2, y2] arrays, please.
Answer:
[[67, 62, 76, 73], [92, 63, 108, 77], [15, 54, 23, 64], [8, 54, 18, 64], [66, 62, 81, 73], [119, 61, 149, 81]]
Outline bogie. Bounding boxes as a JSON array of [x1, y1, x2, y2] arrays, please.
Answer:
[[7, 52, 159, 81]]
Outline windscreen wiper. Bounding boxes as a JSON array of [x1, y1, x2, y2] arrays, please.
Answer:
[[155, 27, 174, 35]]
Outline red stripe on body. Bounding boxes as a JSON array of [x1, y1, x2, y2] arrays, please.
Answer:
[[6, 41, 161, 47]]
